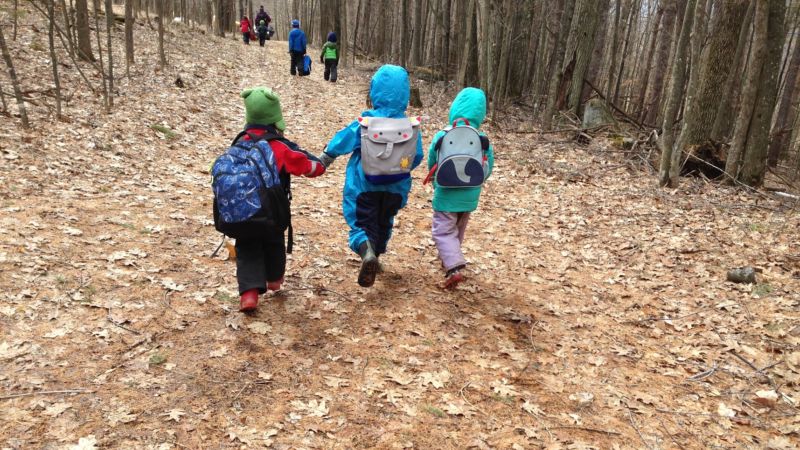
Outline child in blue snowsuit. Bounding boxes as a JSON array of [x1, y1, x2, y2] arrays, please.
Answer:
[[318, 65, 423, 287]]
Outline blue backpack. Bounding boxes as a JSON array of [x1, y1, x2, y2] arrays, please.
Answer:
[[212, 131, 290, 240], [302, 55, 312, 76]]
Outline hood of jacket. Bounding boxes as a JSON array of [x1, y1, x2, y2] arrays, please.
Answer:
[[448, 87, 487, 129], [364, 65, 410, 119]]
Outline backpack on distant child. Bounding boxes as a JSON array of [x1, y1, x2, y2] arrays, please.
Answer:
[[211, 131, 291, 240], [302, 55, 312, 76], [358, 116, 421, 184], [425, 118, 489, 188]]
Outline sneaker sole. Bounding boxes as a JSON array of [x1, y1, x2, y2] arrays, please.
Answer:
[[444, 273, 465, 290], [358, 257, 379, 288]]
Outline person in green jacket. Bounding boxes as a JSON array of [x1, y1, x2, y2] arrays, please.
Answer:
[[320, 32, 339, 82], [426, 87, 494, 289]]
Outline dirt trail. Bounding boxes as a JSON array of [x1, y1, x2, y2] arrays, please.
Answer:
[[1, 22, 800, 450]]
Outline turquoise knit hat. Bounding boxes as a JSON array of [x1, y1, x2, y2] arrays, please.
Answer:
[[241, 87, 286, 131]]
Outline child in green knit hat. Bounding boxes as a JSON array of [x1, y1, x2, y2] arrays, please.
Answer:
[[216, 87, 326, 312]]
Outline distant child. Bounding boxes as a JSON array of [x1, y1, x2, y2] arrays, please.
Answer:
[[257, 20, 268, 47], [240, 16, 251, 45], [424, 88, 494, 289], [320, 32, 339, 82], [288, 19, 307, 76], [318, 65, 423, 287], [212, 87, 326, 312]]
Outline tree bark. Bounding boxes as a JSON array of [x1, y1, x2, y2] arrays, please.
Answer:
[[105, 0, 114, 108], [566, 0, 603, 115], [605, 0, 621, 97], [125, 0, 135, 70], [634, 5, 662, 119], [47, 0, 63, 119], [725, 0, 769, 181], [767, 24, 800, 166], [711, 2, 753, 142], [0, 15, 30, 127], [157, 0, 167, 67], [542, 0, 576, 128], [644, 0, 677, 125], [457, 0, 478, 88], [675, 0, 748, 155], [657, 0, 696, 187], [739, 0, 786, 186], [76, 0, 95, 61]]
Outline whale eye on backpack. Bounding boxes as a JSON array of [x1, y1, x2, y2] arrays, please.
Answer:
[[211, 131, 291, 240], [358, 116, 421, 184], [424, 118, 489, 188]]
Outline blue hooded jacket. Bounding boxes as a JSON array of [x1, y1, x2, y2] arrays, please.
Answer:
[[325, 65, 424, 251], [289, 24, 307, 53]]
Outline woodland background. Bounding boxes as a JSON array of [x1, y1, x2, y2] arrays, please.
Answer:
[[4, 0, 800, 186]]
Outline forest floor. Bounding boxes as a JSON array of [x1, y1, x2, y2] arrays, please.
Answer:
[[2, 9, 800, 450]]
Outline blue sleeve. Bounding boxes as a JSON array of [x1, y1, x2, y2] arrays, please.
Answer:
[[301, 32, 307, 52], [288, 31, 293, 50], [412, 133, 423, 170], [324, 121, 360, 158]]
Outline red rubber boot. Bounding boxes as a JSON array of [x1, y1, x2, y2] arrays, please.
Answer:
[[267, 277, 284, 292], [239, 289, 259, 312]]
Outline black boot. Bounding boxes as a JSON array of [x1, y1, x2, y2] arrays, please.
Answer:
[[357, 241, 379, 287]]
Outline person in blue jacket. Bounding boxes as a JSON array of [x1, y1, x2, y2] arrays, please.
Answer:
[[288, 19, 307, 76], [318, 65, 423, 287]]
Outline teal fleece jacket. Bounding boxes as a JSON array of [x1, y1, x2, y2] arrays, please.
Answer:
[[427, 87, 494, 213]]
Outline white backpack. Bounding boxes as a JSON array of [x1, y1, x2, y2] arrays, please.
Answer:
[[359, 116, 421, 182], [430, 118, 489, 188]]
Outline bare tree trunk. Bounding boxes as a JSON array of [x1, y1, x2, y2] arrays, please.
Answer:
[[613, 0, 638, 105], [768, 15, 800, 167], [643, 0, 676, 125], [725, 0, 769, 180], [0, 18, 30, 127], [740, 0, 786, 186], [105, 0, 114, 108], [59, 0, 77, 58], [675, 0, 748, 156], [125, 0, 135, 72], [47, 0, 63, 119], [542, 0, 576, 128], [580, 0, 610, 107], [457, 0, 478, 88], [92, 0, 109, 109], [13, 0, 19, 41], [605, 0, 621, 97], [565, 0, 603, 115], [76, 0, 95, 60], [634, 5, 662, 119], [157, 0, 167, 67], [657, 0, 696, 187], [711, 2, 753, 142]]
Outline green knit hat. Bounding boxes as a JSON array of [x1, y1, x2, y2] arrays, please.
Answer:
[[241, 87, 286, 131]]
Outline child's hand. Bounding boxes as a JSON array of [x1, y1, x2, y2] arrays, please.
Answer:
[[318, 152, 335, 168]]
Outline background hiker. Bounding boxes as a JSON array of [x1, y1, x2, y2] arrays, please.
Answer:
[[255, 6, 271, 28], [257, 20, 268, 47], [320, 32, 339, 82], [288, 19, 307, 76], [240, 15, 252, 45]]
